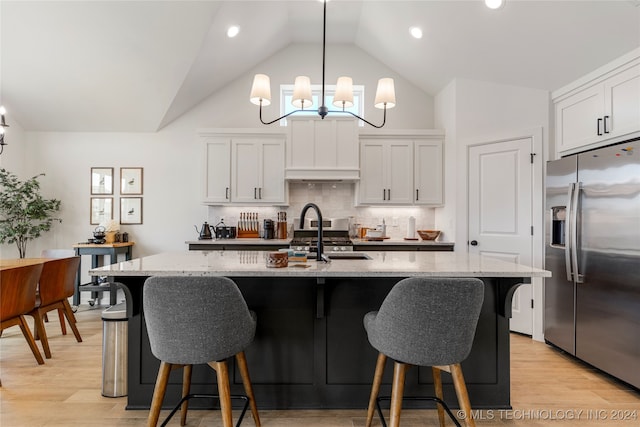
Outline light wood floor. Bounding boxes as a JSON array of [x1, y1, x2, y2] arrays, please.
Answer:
[[1, 306, 639, 427]]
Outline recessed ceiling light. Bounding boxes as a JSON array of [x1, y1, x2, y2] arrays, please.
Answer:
[[410, 27, 423, 39], [485, 0, 505, 10], [227, 26, 240, 38]]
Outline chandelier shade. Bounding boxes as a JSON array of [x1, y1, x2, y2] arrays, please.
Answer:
[[292, 76, 313, 109], [249, 0, 395, 128], [332, 76, 354, 108], [250, 74, 272, 106]]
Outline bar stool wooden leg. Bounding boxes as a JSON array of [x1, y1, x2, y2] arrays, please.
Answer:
[[450, 363, 476, 427], [180, 364, 192, 426], [210, 361, 233, 427], [366, 352, 387, 427], [147, 361, 172, 427], [389, 361, 407, 427], [236, 351, 261, 427], [432, 367, 446, 427]]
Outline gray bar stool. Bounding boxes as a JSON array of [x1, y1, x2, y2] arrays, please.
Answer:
[[363, 277, 485, 427], [143, 276, 261, 427]]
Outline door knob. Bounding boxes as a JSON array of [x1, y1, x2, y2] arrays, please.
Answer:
[[470, 240, 478, 246]]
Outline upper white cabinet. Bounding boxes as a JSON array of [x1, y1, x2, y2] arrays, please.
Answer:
[[357, 131, 444, 206], [359, 139, 413, 204], [231, 138, 286, 204], [199, 130, 287, 205], [286, 117, 359, 181], [414, 140, 444, 205], [202, 136, 231, 204], [553, 49, 640, 156]]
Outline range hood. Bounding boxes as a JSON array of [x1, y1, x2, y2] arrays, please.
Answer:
[[286, 117, 360, 182], [285, 167, 360, 182]]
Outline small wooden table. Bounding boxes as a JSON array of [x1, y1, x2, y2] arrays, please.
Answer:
[[72, 242, 134, 306]]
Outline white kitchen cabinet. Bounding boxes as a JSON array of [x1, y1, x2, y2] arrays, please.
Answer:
[[231, 137, 286, 204], [201, 137, 231, 203], [286, 117, 359, 180], [359, 139, 413, 205], [553, 51, 640, 155], [199, 130, 286, 205], [414, 139, 444, 205]]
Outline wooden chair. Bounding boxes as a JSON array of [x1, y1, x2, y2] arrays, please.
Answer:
[[363, 277, 485, 427], [29, 257, 82, 359], [0, 264, 46, 371], [39, 249, 77, 333]]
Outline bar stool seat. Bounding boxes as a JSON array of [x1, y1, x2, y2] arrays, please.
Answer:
[[364, 277, 485, 427], [143, 276, 261, 427]]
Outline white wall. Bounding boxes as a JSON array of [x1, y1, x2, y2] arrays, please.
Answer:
[[0, 44, 436, 297], [434, 77, 550, 341]]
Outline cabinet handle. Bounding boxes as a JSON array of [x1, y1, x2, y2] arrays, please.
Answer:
[[603, 115, 610, 134], [416, 189, 419, 201], [259, 187, 262, 199], [388, 189, 391, 200], [254, 187, 257, 199], [597, 118, 603, 136], [226, 187, 229, 200], [383, 189, 386, 201]]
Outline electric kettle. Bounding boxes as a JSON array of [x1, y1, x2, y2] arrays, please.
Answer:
[[195, 222, 213, 240]]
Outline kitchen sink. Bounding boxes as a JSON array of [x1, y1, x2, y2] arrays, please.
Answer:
[[307, 252, 372, 260]]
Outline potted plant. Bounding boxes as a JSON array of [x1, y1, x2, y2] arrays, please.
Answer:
[[0, 168, 61, 258]]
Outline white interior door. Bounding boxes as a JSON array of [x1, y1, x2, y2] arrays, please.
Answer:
[[468, 138, 534, 335]]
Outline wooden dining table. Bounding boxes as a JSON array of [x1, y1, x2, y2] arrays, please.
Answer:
[[0, 258, 52, 270]]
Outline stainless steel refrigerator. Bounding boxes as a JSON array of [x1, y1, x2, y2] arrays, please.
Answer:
[[545, 139, 640, 389]]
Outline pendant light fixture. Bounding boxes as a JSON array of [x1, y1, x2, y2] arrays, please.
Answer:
[[249, 0, 396, 128]]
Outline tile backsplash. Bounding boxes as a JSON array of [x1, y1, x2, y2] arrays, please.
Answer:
[[208, 182, 436, 239]]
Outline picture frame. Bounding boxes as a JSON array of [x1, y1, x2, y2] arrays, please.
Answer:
[[91, 167, 114, 195], [120, 197, 143, 224], [120, 167, 143, 195], [90, 197, 113, 225]]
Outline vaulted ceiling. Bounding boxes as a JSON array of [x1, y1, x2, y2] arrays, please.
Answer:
[[1, 1, 639, 132]]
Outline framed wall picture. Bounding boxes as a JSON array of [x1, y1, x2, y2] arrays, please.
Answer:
[[90, 197, 113, 225], [120, 197, 143, 224], [91, 167, 114, 195], [120, 167, 143, 195]]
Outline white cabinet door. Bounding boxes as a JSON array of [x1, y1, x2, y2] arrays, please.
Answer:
[[387, 142, 413, 204], [605, 64, 640, 140], [260, 139, 286, 203], [231, 137, 285, 204], [202, 137, 231, 203], [414, 139, 444, 205], [359, 141, 386, 204], [555, 84, 604, 153], [231, 138, 261, 203], [359, 139, 412, 205]]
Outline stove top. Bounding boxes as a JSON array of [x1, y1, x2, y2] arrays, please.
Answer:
[[290, 230, 353, 252]]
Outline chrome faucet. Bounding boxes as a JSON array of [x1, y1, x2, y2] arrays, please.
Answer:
[[299, 202, 328, 262]]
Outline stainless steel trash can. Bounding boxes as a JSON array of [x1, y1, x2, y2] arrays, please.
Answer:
[[102, 302, 127, 397]]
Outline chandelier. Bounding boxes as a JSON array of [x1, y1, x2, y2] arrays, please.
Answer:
[[249, 0, 396, 128], [0, 106, 8, 155]]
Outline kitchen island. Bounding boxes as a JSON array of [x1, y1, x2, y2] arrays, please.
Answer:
[[91, 250, 549, 411]]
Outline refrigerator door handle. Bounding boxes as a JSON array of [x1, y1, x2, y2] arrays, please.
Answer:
[[571, 182, 584, 283], [565, 183, 575, 281]]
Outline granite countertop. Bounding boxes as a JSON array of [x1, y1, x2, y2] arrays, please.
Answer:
[[185, 238, 453, 246], [185, 238, 290, 245], [90, 250, 550, 278]]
